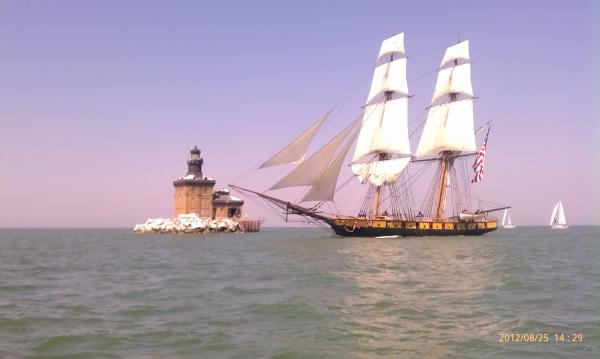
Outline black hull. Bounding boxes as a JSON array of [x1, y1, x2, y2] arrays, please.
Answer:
[[330, 224, 496, 237], [228, 185, 499, 238]]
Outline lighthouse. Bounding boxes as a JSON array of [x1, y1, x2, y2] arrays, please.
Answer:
[[172, 146, 245, 219], [133, 146, 259, 233], [172, 146, 216, 218]]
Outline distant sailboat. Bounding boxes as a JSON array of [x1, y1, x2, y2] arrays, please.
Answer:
[[550, 201, 568, 229], [501, 209, 516, 229]]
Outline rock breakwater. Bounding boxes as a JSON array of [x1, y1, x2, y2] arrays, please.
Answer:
[[134, 214, 243, 234]]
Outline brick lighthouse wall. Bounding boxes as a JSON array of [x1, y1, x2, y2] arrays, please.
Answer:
[[173, 183, 214, 218]]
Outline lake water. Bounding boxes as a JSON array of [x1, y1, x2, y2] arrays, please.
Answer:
[[0, 227, 598, 358]]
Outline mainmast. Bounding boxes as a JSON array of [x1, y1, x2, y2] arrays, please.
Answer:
[[432, 58, 459, 220], [432, 152, 453, 219], [415, 40, 476, 219]]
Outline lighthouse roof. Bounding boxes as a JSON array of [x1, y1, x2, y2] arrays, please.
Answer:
[[213, 188, 244, 206]]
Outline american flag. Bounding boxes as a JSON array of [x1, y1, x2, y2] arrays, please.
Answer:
[[472, 127, 490, 183]]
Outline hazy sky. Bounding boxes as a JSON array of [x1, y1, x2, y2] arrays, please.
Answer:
[[1, 0, 598, 227]]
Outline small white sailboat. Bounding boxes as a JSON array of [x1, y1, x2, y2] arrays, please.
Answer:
[[550, 201, 568, 229], [501, 209, 516, 229]]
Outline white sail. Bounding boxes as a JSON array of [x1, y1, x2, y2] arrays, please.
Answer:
[[353, 98, 410, 161], [440, 40, 470, 68], [259, 110, 330, 168], [351, 158, 411, 187], [431, 64, 473, 105], [302, 133, 356, 202], [415, 99, 476, 157], [415, 40, 476, 157], [378, 32, 405, 60], [270, 119, 359, 190], [502, 209, 516, 228], [557, 201, 567, 225], [371, 33, 406, 101], [352, 32, 410, 172], [550, 202, 560, 225], [367, 58, 408, 104]]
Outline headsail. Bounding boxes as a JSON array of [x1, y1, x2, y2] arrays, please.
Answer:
[[415, 41, 476, 157], [259, 110, 331, 168], [302, 133, 357, 202], [557, 201, 567, 225], [352, 33, 411, 185], [270, 119, 360, 190], [550, 202, 560, 225]]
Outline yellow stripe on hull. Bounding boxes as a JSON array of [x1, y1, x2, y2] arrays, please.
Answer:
[[330, 217, 497, 237]]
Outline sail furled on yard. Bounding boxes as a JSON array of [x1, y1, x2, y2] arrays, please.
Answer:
[[352, 33, 411, 185], [259, 110, 331, 168], [351, 158, 411, 187], [415, 41, 476, 157], [270, 119, 360, 190]]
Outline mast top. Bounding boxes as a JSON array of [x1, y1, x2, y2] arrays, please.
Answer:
[[440, 40, 470, 68], [377, 32, 405, 62], [415, 40, 476, 157]]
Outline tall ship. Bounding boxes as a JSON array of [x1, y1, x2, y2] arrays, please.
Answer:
[[232, 33, 508, 237]]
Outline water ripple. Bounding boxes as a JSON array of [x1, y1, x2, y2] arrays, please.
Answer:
[[0, 227, 598, 358]]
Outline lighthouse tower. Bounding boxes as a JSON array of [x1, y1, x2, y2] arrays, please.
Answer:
[[173, 146, 216, 217]]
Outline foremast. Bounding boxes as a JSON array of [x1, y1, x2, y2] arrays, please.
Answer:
[[371, 153, 388, 217], [372, 90, 395, 217], [431, 78, 460, 220], [352, 33, 411, 218]]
